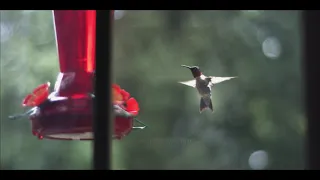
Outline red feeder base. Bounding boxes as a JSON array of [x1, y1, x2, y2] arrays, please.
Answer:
[[30, 95, 94, 140], [28, 93, 135, 140]]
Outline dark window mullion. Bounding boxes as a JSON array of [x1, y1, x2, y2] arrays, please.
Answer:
[[303, 10, 320, 170], [93, 10, 113, 170]]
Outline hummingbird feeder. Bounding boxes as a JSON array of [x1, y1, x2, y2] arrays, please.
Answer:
[[9, 10, 147, 140]]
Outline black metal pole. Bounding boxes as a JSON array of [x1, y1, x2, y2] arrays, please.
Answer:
[[93, 10, 113, 170], [302, 10, 320, 170]]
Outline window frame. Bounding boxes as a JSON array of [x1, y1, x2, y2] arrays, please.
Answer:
[[303, 10, 320, 170]]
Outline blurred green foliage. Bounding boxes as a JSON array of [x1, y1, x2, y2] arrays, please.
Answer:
[[0, 10, 304, 170]]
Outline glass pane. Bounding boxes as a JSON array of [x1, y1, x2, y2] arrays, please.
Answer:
[[112, 10, 304, 170], [0, 10, 304, 170]]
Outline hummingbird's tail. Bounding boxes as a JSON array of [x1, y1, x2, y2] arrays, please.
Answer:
[[199, 97, 213, 113]]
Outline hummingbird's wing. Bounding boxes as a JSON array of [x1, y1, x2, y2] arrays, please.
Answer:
[[178, 79, 196, 88], [208, 76, 237, 85]]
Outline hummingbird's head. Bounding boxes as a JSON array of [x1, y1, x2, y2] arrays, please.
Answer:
[[181, 65, 202, 78]]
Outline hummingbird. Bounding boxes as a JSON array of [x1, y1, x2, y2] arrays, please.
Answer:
[[179, 65, 237, 113]]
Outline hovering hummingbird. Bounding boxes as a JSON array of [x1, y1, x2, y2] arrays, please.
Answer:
[[179, 65, 237, 113]]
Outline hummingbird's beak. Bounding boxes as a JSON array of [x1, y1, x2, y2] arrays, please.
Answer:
[[181, 65, 192, 69]]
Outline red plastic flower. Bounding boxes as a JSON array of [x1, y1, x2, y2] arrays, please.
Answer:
[[22, 82, 50, 107], [112, 84, 139, 116], [112, 84, 140, 139]]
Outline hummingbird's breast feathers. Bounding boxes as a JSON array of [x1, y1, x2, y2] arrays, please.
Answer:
[[196, 75, 211, 87], [196, 77, 212, 96]]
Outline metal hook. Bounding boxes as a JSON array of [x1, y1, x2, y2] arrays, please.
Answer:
[[132, 118, 148, 130]]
